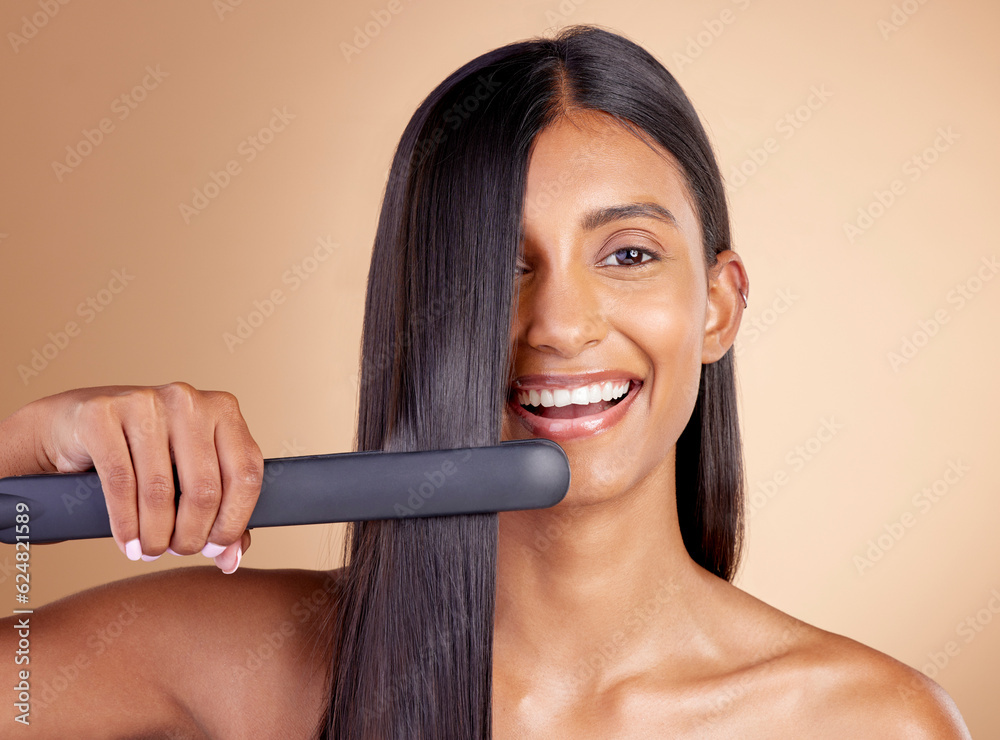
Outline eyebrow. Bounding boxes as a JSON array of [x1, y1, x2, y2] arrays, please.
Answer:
[[580, 202, 678, 231]]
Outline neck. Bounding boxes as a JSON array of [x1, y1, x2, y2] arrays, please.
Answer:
[[493, 448, 710, 687]]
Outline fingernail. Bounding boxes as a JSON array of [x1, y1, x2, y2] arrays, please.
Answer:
[[166, 547, 183, 556], [219, 546, 242, 575], [201, 542, 226, 558], [140, 553, 161, 562], [125, 538, 142, 561]]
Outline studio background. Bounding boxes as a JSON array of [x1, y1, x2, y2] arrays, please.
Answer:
[[1, 0, 996, 734]]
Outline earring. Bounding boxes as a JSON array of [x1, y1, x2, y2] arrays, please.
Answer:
[[739, 289, 747, 308]]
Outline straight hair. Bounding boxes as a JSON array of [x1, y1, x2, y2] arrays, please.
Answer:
[[315, 24, 744, 739]]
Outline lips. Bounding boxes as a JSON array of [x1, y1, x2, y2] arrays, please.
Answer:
[[507, 373, 642, 441]]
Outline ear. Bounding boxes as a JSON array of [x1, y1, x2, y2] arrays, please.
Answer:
[[702, 250, 749, 364]]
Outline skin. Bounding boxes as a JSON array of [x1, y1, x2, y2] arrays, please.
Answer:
[[0, 384, 256, 569], [0, 111, 970, 738], [491, 111, 970, 737]]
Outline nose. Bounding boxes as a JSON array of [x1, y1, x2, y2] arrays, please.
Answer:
[[516, 262, 608, 359]]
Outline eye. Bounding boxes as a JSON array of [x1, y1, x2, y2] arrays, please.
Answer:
[[600, 247, 655, 267]]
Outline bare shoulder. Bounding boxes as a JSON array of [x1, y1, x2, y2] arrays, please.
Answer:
[[13, 564, 343, 739], [715, 582, 971, 739], [789, 625, 972, 739], [139, 564, 342, 736]]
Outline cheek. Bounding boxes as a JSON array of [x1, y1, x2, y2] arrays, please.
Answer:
[[508, 287, 528, 348], [614, 279, 706, 424]]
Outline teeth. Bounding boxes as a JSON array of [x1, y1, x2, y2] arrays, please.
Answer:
[[517, 381, 631, 408]]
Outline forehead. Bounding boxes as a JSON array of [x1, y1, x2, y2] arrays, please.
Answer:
[[523, 110, 701, 242]]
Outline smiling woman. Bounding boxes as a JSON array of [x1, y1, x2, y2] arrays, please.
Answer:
[[0, 23, 973, 740]]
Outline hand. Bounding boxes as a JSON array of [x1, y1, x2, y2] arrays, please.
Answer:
[[28, 382, 262, 573]]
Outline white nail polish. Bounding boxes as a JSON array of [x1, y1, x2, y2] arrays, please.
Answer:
[[125, 538, 142, 561], [140, 553, 161, 562], [220, 547, 242, 575], [201, 542, 226, 558]]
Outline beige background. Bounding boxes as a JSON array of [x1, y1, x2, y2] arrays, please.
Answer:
[[1, 0, 997, 733]]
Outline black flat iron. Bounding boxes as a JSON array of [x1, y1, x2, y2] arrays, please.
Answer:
[[0, 439, 570, 544]]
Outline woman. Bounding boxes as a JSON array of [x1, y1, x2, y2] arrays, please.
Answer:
[[0, 25, 969, 738]]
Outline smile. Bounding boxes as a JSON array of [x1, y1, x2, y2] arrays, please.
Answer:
[[516, 380, 630, 415], [508, 376, 642, 441]]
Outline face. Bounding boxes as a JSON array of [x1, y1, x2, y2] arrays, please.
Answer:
[[501, 111, 745, 504]]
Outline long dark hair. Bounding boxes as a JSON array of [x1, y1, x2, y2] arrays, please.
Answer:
[[315, 24, 744, 739]]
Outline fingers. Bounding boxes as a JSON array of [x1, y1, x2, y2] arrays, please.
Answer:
[[48, 383, 262, 572], [167, 389, 261, 557], [157, 387, 260, 573], [212, 529, 251, 575], [166, 395, 224, 556], [78, 400, 141, 558], [123, 404, 176, 559], [208, 396, 263, 550]]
